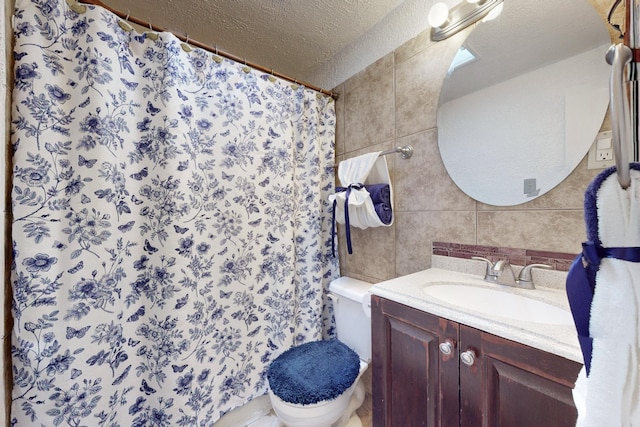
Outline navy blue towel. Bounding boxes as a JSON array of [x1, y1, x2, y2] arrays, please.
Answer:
[[365, 183, 390, 205], [267, 340, 360, 405], [374, 203, 392, 224]]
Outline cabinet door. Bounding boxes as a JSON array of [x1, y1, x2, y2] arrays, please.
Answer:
[[372, 296, 459, 427], [459, 324, 582, 427]]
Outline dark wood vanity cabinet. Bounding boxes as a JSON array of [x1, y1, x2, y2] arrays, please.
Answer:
[[371, 296, 582, 427], [371, 294, 460, 427]]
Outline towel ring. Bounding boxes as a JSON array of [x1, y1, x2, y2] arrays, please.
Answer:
[[606, 44, 632, 189], [607, 0, 624, 39]]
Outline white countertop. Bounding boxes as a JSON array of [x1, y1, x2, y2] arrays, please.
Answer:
[[370, 257, 583, 363]]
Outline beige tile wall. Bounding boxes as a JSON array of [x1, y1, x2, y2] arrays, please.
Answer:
[[335, 1, 616, 283]]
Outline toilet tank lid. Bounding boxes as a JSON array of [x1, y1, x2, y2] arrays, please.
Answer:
[[329, 277, 373, 301]]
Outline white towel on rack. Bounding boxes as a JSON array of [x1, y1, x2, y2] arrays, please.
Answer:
[[329, 152, 393, 228], [574, 166, 640, 427]]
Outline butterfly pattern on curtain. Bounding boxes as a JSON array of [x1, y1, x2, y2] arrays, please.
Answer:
[[10, 0, 339, 425]]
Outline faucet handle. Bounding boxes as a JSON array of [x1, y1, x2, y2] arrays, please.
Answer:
[[492, 259, 512, 271], [517, 263, 552, 288], [471, 256, 494, 277]]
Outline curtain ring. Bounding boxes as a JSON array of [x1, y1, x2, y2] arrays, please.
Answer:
[[67, 0, 86, 14], [268, 69, 277, 83], [118, 10, 133, 32], [242, 58, 251, 73], [181, 34, 192, 52], [213, 44, 223, 63], [146, 18, 159, 40]]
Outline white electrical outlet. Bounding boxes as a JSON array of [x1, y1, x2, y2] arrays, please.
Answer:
[[587, 130, 615, 169], [596, 148, 613, 161]]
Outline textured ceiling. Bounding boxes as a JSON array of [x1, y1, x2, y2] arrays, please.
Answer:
[[101, 0, 406, 88], [97, 0, 612, 92]]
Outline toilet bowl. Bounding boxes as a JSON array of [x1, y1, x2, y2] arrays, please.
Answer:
[[268, 359, 368, 427], [267, 277, 373, 427]]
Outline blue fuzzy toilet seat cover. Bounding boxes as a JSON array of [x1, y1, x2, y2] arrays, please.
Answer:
[[267, 340, 360, 405]]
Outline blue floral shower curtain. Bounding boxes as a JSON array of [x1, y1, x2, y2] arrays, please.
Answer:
[[10, 0, 339, 425]]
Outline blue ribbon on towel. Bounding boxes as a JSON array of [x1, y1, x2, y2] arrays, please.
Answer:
[[566, 241, 640, 375], [332, 183, 364, 256]]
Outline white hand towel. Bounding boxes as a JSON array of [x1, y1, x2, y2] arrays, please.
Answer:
[[574, 165, 640, 427], [329, 152, 394, 229]]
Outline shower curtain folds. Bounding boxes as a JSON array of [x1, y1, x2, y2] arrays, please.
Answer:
[[9, 0, 339, 425], [75, 0, 339, 99]]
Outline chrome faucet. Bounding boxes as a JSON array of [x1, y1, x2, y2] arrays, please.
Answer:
[[492, 259, 517, 286], [472, 257, 552, 289]]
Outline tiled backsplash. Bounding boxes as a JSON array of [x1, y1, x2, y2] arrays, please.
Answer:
[[432, 242, 577, 272]]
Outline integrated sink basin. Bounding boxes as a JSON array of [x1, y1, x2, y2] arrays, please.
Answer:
[[423, 282, 574, 326]]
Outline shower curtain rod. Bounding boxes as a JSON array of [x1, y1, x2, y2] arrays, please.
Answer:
[[74, 0, 339, 100]]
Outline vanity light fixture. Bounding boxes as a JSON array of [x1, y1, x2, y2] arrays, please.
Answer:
[[429, 0, 504, 41], [482, 2, 503, 22]]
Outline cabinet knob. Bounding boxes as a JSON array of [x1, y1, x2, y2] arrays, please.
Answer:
[[439, 339, 455, 356], [460, 349, 476, 366]]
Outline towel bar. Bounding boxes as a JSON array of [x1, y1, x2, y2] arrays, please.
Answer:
[[332, 145, 413, 168], [379, 145, 413, 159]]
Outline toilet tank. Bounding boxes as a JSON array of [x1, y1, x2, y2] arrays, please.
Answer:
[[329, 277, 373, 361]]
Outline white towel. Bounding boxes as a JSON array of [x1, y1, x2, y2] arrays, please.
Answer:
[[329, 152, 393, 229], [574, 167, 640, 427]]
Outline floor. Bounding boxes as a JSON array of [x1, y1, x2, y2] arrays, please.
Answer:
[[247, 407, 372, 427], [246, 414, 281, 427]]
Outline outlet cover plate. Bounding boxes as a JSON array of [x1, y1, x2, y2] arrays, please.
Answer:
[[587, 130, 615, 170]]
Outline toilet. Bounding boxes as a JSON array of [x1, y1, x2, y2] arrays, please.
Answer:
[[267, 277, 373, 427]]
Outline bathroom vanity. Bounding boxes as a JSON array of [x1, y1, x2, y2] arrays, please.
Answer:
[[369, 258, 583, 427]]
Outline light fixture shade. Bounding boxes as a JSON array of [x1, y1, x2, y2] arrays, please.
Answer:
[[428, 2, 450, 28], [430, 0, 503, 41], [482, 2, 503, 22]]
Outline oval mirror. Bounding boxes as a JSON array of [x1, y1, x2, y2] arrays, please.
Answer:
[[437, 0, 611, 206]]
